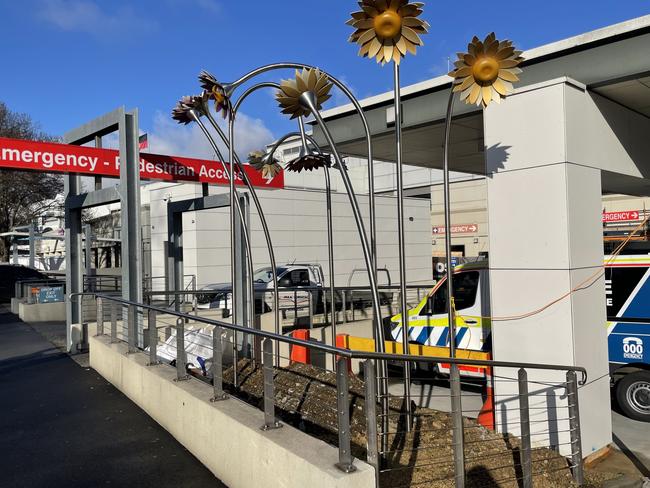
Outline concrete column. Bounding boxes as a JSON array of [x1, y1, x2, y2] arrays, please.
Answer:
[[484, 79, 611, 456], [65, 174, 83, 351]]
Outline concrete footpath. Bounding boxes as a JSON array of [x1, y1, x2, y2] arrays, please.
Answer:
[[0, 306, 225, 488]]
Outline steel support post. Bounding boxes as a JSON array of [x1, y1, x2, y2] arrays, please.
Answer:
[[84, 224, 93, 291], [127, 304, 137, 353], [65, 174, 83, 352], [147, 309, 160, 366], [96, 297, 104, 336], [363, 360, 380, 483], [450, 364, 465, 487], [110, 301, 117, 343], [175, 317, 189, 381], [518, 368, 533, 488], [567, 371, 584, 485], [336, 357, 356, 473], [119, 110, 143, 346], [260, 338, 281, 430], [210, 325, 228, 402]]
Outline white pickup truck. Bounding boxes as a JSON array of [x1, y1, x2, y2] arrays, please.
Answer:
[[196, 264, 325, 314]]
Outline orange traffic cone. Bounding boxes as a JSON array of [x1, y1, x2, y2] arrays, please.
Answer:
[[477, 367, 495, 430]]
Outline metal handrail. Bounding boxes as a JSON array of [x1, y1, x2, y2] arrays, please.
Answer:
[[145, 284, 431, 295], [71, 292, 588, 384]]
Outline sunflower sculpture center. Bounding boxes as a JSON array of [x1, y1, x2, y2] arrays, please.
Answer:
[[472, 56, 500, 85], [374, 9, 402, 39]]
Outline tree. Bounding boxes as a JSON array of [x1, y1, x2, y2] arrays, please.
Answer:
[[0, 102, 63, 261]]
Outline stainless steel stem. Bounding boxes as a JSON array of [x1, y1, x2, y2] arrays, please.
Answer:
[[205, 98, 281, 365], [228, 117, 239, 377], [297, 116, 337, 369], [442, 89, 457, 357], [393, 62, 411, 428], [227, 62, 376, 334], [300, 91, 389, 449], [191, 111, 256, 358], [443, 88, 465, 487]]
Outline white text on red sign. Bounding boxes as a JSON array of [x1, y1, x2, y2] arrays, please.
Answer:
[[432, 224, 479, 234], [602, 211, 640, 223]]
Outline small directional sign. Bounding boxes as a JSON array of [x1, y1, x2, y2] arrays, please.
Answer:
[[602, 211, 640, 223], [433, 224, 479, 234]]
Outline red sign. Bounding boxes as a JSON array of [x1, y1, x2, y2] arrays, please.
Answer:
[[0, 136, 284, 189], [602, 211, 640, 223], [433, 224, 479, 234]]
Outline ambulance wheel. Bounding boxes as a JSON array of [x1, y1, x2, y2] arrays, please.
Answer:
[[616, 371, 650, 422]]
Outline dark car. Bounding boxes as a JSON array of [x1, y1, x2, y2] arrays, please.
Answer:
[[0, 264, 49, 302]]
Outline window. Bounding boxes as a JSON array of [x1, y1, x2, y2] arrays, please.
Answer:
[[423, 271, 479, 315]]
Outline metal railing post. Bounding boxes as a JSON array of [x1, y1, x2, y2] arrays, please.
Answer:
[[336, 357, 356, 473], [175, 317, 189, 381], [518, 368, 533, 488], [363, 360, 380, 483], [567, 371, 584, 485], [308, 290, 314, 329], [110, 301, 118, 343], [343, 290, 348, 323], [261, 338, 281, 430], [450, 363, 465, 487], [351, 290, 355, 322], [147, 309, 160, 366], [211, 325, 228, 402], [96, 297, 104, 336], [127, 304, 137, 353]]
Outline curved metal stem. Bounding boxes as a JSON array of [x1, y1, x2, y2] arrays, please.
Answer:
[[229, 62, 376, 301], [189, 110, 256, 360], [442, 90, 457, 357], [204, 97, 281, 363], [442, 88, 465, 487], [297, 117, 337, 370], [231, 82, 281, 115], [393, 63, 412, 428], [300, 92, 389, 439]]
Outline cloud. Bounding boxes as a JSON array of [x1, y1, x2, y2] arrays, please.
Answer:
[[38, 0, 158, 38], [146, 111, 275, 161]]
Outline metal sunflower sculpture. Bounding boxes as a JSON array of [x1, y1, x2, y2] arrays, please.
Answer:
[[171, 94, 206, 125], [448, 33, 523, 107], [286, 150, 331, 173], [248, 150, 283, 179], [276, 68, 333, 119], [347, 0, 429, 65], [198, 70, 231, 118]]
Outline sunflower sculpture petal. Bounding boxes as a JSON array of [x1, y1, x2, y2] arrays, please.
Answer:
[[276, 68, 333, 119], [172, 95, 206, 125], [448, 33, 523, 108], [248, 150, 282, 179], [286, 153, 331, 173], [198, 70, 231, 119], [347, 0, 429, 64]]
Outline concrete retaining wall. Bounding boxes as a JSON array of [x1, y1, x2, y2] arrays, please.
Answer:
[[18, 301, 66, 322], [89, 334, 375, 488]]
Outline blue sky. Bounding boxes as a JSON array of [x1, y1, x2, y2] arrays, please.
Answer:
[[1, 0, 649, 157]]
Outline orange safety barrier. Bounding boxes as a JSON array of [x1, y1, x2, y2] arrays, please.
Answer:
[[290, 329, 311, 365], [335, 334, 352, 372], [477, 366, 495, 430]]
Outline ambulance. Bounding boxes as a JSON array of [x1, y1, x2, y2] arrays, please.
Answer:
[[388, 255, 650, 422]]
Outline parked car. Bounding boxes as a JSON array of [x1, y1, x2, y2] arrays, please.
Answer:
[[197, 264, 393, 315], [0, 264, 49, 302], [197, 264, 325, 314]]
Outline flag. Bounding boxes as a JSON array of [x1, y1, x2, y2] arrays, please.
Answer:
[[139, 133, 148, 150]]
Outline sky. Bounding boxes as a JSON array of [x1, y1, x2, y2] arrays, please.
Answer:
[[1, 0, 649, 159]]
